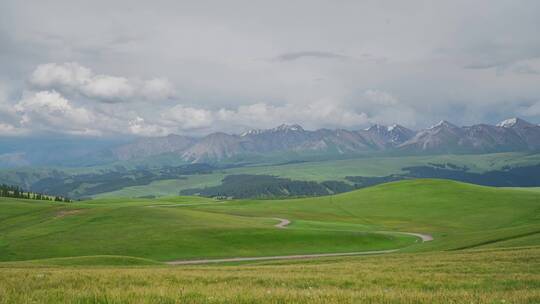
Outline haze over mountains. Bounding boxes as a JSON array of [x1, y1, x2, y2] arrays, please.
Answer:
[[111, 118, 540, 163], [1, 117, 539, 168]]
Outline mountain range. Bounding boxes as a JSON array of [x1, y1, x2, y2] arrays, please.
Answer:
[[110, 118, 540, 163]]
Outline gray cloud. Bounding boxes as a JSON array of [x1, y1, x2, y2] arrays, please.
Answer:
[[273, 51, 349, 62], [1, 0, 540, 137], [463, 62, 506, 70]]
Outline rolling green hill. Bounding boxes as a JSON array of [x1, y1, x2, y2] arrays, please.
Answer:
[[1, 179, 540, 303], [1, 179, 539, 263]]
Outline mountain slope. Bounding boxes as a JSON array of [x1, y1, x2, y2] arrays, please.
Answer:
[[398, 118, 540, 154], [104, 118, 540, 163], [111, 134, 196, 161]]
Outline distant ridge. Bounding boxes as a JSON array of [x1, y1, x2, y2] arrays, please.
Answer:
[[109, 118, 540, 162]]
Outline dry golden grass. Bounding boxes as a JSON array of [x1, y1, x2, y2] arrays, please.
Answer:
[[1, 247, 539, 303]]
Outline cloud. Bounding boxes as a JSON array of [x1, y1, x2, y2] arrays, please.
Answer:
[[518, 101, 540, 117], [14, 90, 101, 135], [0, 122, 26, 136], [463, 57, 540, 76], [273, 51, 348, 62], [29, 62, 174, 102], [128, 116, 170, 137], [30, 62, 92, 89], [214, 101, 369, 131], [80, 75, 134, 101], [363, 90, 399, 106], [463, 62, 505, 70], [2, 1, 540, 137], [161, 105, 214, 130], [141, 78, 175, 100]]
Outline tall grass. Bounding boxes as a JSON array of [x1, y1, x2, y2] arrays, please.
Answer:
[[1, 247, 539, 303]]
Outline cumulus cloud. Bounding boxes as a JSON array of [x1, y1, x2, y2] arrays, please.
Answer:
[[30, 62, 92, 89], [29, 62, 174, 102], [128, 116, 170, 137], [14, 90, 101, 135], [2, 1, 540, 137]]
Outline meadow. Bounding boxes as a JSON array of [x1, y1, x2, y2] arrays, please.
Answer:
[[92, 152, 540, 198], [1, 179, 539, 261], [0, 247, 538, 303], [1, 179, 539, 303]]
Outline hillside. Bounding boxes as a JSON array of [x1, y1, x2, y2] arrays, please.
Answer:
[[1, 179, 539, 263], [105, 118, 540, 163]]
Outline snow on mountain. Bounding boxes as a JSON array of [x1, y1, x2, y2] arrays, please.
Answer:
[[108, 118, 540, 162]]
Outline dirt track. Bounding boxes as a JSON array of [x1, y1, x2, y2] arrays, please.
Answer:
[[273, 218, 291, 228], [166, 218, 433, 265]]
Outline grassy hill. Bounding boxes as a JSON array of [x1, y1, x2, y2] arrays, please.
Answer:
[[190, 179, 540, 251], [1, 179, 540, 303], [1, 179, 539, 263]]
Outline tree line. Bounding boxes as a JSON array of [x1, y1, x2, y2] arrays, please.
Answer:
[[0, 184, 72, 202]]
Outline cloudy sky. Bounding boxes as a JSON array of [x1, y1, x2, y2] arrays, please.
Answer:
[[1, 0, 540, 138]]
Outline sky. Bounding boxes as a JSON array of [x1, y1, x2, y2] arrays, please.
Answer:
[[1, 0, 540, 138]]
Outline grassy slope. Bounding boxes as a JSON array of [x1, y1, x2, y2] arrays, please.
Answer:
[[1, 179, 539, 263], [0, 197, 414, 262], [1, 179, 540, 303], [93, 152, 540, 198], [183, 179, 540, 251], [0, 247, 538, 303]]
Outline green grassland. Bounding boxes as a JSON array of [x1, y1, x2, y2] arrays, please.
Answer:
[[92, 152, 540, 198], [1, 179, 539, 263], [1, 178, 540, 303], [0, 195, 414, 262], [0, 247, 538, 303]]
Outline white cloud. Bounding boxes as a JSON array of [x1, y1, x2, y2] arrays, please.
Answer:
[[29, 62, 173, 103], [141, 78, 175, 100], [162, 105, 214, 130], [211, 101, 369, 131], [14, 90, 101, 136], [80, 75, 134, 101], [30, 62, 92, 89], [2, 1, 540, 133], [128, 116, 170, 137], [363, 90, 399, 106]]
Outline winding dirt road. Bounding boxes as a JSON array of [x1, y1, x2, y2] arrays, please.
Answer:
[[166, 218, 433, 265], [167, 249, 399, 265], [273, 218, 291, 228]]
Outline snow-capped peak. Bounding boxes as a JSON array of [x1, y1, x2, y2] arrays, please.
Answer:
[[272, 124, 304, 132], [496, 118, 518, 128], [429, 120, 456, 129], [240, 129, 263, 137], [367, 124, 386, 132], [387, 124, 398, 132], [495, 117, 534, 128]]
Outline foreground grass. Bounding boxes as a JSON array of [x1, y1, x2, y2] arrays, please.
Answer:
[[0, 247, 538, 303]]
